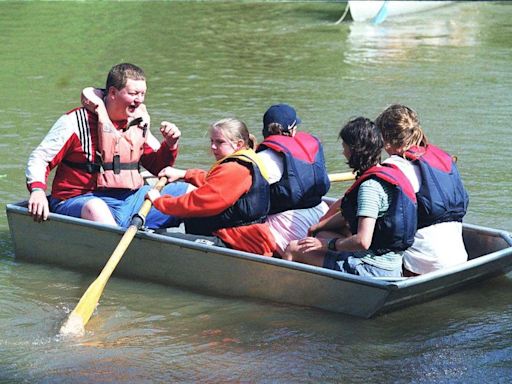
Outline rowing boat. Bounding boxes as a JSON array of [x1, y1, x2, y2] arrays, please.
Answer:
[[6, 200, 512, 318], [346, 1, 453, 24]]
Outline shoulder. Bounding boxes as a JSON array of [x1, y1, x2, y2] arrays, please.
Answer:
[[383, 156, 420, 192], [383, 155, 414, 170], [295, 131, 317, 140], [358, 178, 394, 208], [257, 149, 283, 184], [360, 178, 387, 195], [257, 148, 283, 165], [60, 107, 95, 131], [64, 106, 89, 120], [218, 160, 250, 173], [48, 112, 81, 136], [356, 179, 388, 216]]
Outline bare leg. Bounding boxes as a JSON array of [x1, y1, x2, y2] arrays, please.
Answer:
[[81, 198, 117, 225], [185, 184, 197, 192], [283, 240, 326, 267]]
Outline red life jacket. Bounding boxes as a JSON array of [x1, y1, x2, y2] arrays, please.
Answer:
[[256, 132, 330, 214], [341, 164, 418, 254], [96, 116, 148, 190], [404, 144, 468, 228]]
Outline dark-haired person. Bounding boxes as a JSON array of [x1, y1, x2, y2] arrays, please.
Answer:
[[376, 104, 468, 276], [256, 104, 330, 257], [26, 63, 189, 228], [284, 117, 417, 278]]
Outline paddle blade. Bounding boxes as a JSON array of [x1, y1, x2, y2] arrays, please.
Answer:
[[60, 278, 108, 336], [59, 177, 167, 336], [59, 224, 139, 336]]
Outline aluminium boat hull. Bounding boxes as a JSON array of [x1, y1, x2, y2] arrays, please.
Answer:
[[6, 201, 512, 318]]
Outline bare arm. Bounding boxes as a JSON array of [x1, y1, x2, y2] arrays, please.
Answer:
[[296, 216, 377, 253]]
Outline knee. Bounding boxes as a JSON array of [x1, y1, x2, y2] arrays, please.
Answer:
[[81, 198, 116, 224], [283, 240, 299, 261], [186, 183, 197, 193]]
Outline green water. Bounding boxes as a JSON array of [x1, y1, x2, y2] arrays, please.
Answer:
[[1, 1, 511, 382]]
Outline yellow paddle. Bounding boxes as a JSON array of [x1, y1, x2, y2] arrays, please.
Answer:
[[328, 171, 355, 182], [60, 177, 168, 336]]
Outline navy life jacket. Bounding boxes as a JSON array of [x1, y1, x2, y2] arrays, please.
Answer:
[[184, 150, 270, 236], [341, 164, 417, 255], [256, 132, 330, 214], [404, 144, 468, 229]]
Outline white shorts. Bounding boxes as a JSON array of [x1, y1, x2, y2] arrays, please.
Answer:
[[266, 202, 329, 254]]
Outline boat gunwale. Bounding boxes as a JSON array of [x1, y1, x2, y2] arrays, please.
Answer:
[[6, 201, 512, 292], [6, 201, 397, 291], [392, 223, 512, 288]]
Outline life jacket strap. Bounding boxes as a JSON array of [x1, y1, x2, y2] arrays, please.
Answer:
[[62, 159, 101, 174], [102, 159, 140, 174]]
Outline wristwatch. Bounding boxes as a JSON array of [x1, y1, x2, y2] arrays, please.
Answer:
[[328, 238, 339, 251]]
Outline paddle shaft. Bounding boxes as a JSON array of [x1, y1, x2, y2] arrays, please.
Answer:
[[328, 172, 355, 182], [143, 171, 355, 183], [60, 177, 167, 335]]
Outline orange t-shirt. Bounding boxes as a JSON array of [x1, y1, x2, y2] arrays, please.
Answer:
[[153, 162, 276, 256]]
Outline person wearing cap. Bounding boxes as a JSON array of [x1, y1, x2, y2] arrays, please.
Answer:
[[256, 104, 330, 257]]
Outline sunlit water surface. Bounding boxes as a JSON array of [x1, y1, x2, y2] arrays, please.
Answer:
[[1, 2, 511, 382]]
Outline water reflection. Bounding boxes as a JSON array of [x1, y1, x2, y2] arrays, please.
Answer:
[[345, 3, 479, 65], [1, 1, 512, 382]]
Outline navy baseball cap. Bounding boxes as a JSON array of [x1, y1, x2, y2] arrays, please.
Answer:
[[263, 104, 301, 136]]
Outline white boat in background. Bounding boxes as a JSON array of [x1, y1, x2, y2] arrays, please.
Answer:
[[342, 1, 454, 24]]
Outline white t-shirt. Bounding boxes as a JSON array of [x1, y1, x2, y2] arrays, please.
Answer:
[[266, 202, 328, 254], [257, 149, 283, 183], [257, 148, 328, 254], [384, 155, 468, 274]]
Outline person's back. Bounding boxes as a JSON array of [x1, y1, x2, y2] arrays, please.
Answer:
[[376, 104, 469, 275], [256, 104, 329, 257], [258, 132, 330, 213]]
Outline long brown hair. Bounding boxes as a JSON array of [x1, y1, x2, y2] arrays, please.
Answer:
[[375, 104, 428, 151]]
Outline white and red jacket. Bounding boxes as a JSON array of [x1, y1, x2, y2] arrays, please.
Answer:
[[26, 106, 179, 200]]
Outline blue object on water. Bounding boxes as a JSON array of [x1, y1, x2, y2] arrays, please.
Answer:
[[372, 0, 389, 25]]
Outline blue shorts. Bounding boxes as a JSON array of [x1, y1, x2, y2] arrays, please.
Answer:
[[323, 251, 403, 278], [49, 182, 190, 229]]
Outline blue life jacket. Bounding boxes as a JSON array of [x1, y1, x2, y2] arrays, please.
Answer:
[[184, 150, 270, 236], [341, 164, 418, 255], [404, 144, 469, 229], [256, 132, 330, 214]]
